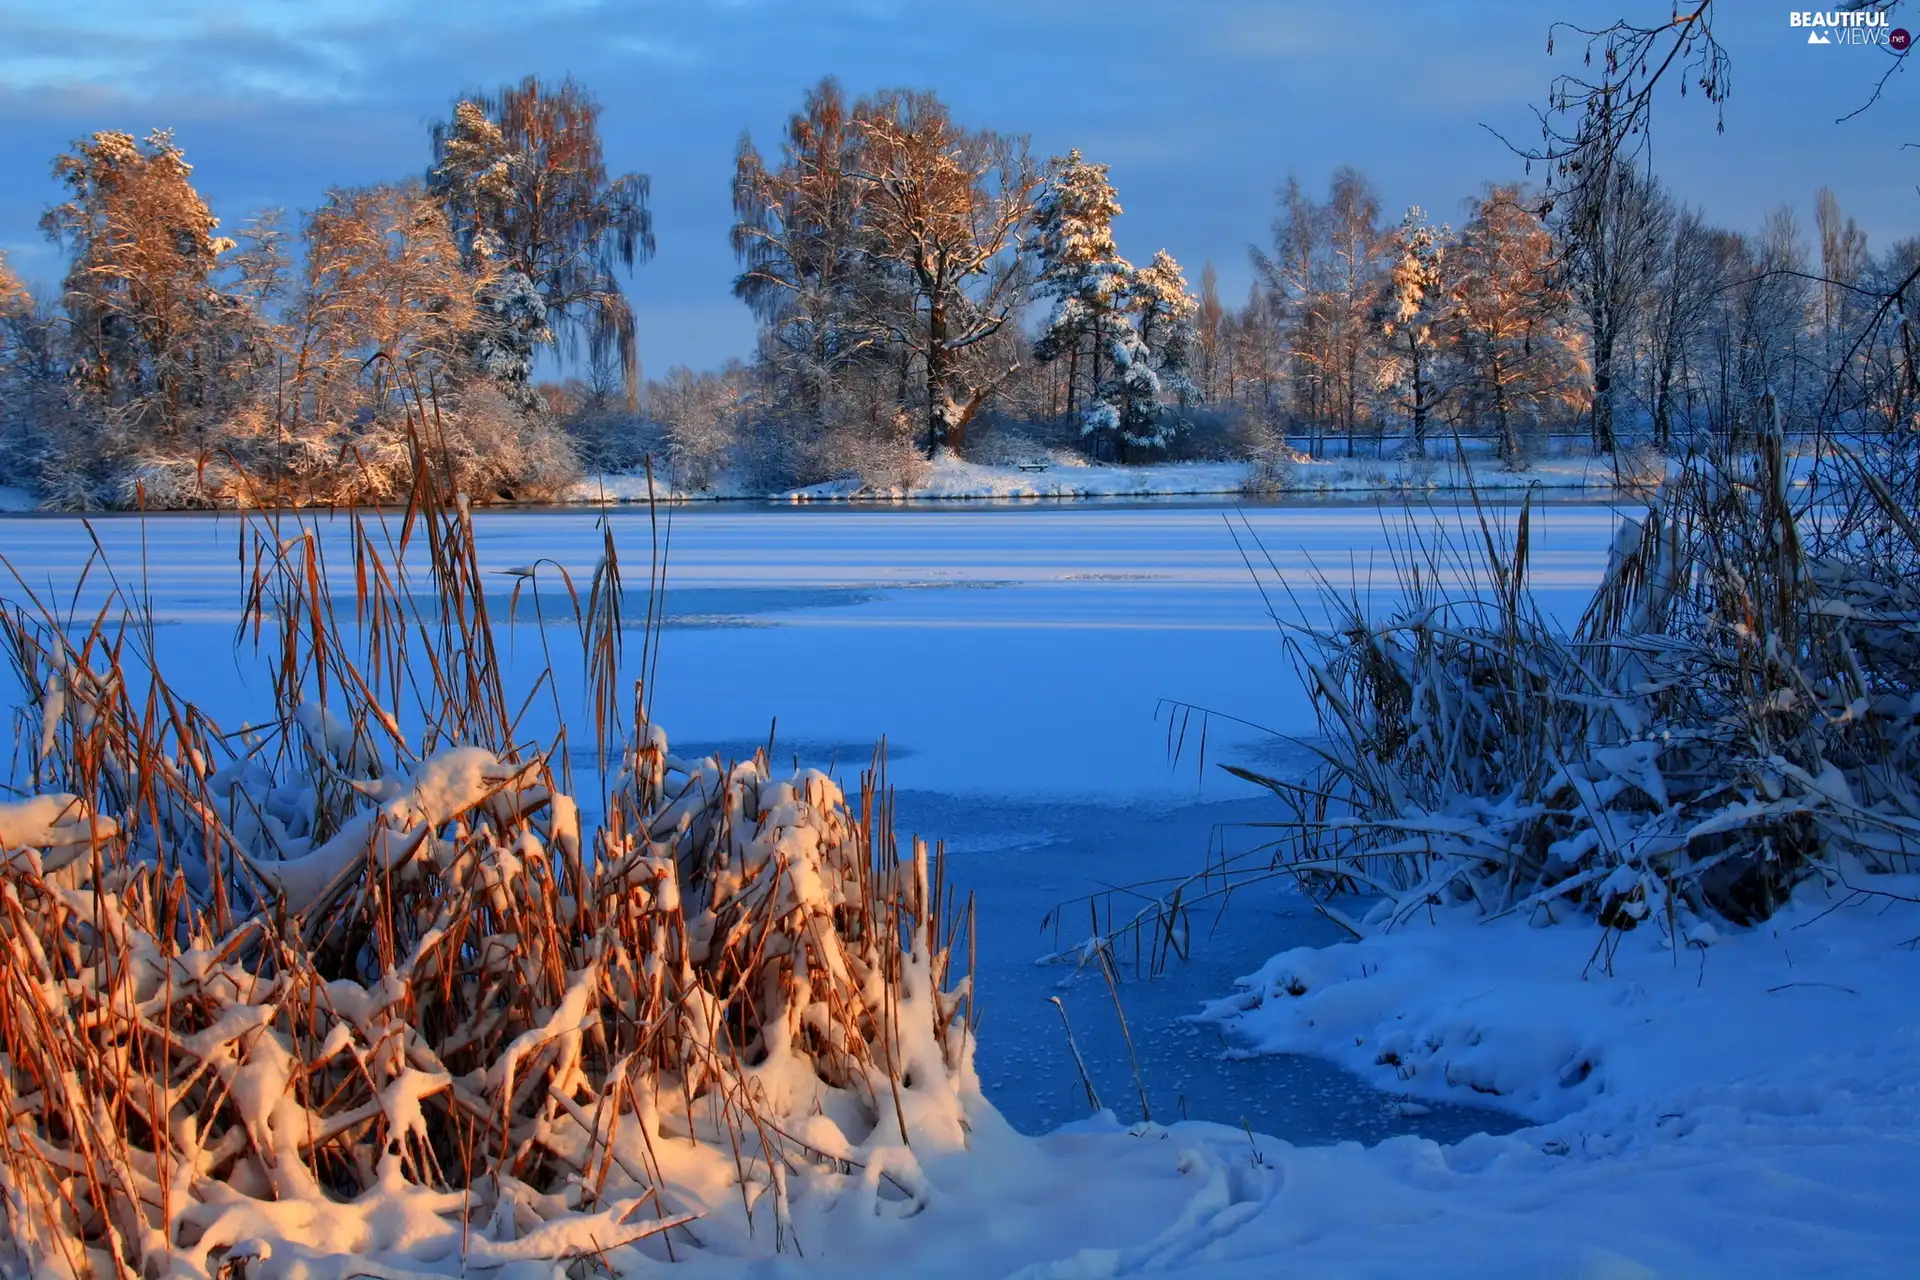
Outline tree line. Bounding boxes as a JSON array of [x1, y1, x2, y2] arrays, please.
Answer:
[[0, 73, 1912, 507]]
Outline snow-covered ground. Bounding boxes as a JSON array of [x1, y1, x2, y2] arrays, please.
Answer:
[[3, 499, 1911, 1275], [568, 449, 1666, 506]]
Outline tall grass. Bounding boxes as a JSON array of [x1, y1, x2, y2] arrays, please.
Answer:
[[0, 397, 974, 1277], [1117, 432, 1920, 967]]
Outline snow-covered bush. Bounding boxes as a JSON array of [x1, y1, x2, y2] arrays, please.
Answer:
[[0, 467, 975, 1276], [816, 412, 930, 493], [562, 402, 660, 475], [1238, 419, 1307, 495], [958, 412, 1081, 469], [1202, 433, 1919, 944]]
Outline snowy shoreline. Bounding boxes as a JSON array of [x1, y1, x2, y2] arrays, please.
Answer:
[[5, 453, 1819, 515], [895, 877, 1920, 1278], [567, 452, 1662, 507]]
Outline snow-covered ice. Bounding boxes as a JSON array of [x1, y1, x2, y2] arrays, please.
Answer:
[[3, 497, 1912, 1275]]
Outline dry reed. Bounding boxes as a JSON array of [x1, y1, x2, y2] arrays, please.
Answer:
[[0, 394, 975, 1277]]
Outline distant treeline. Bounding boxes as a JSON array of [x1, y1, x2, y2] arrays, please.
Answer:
[[0, 74, 1913, 508]]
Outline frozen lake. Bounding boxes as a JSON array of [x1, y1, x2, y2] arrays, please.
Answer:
[[0, 497, 1625, 1141]]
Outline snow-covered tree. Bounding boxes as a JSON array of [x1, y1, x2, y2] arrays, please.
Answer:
[[1133, 249, 1200, 408], [0, 252, 29, 366], [1644, 207, 1725, 448], [292, 181, 479, 426], [731, 77, 889, 438], [1450, 185, 1582, 466], [1376, 207, 1451, 454], [1815, 187, 1870, 399], [1556, 163, 1671, 453], [430, 77, 651, 408], [1252, 169, 1390, 453], [40, 129, 237, 437], [1195, 261, 1227, 403], [1101, 322, 1162, 453], [1727, 207, 1815, 443], [851, 89, 1038, 457], [1030, 149, 1134, 445], [0, 252, 47, 470]]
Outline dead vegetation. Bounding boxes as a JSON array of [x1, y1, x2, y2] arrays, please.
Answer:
[[0, 410, 974, 1277], [1112, 433, 1920, 966]]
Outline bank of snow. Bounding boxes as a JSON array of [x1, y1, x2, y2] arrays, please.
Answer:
[[1126, 880, 1920, 1274], [570, 452, 1652, 506], [0, 485, 40, 513], [676, 877, 1920, 1275]]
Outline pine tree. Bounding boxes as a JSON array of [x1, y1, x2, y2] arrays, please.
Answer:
[[1029, 149, 1134, 453], [1104, 323, 1162, 455], [1133, 249, 1200, 407]]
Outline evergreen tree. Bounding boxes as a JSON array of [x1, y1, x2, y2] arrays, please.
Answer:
[[1029, 149, 1134, 452], [1133, 249, 1200, 407], [1102, 322, 1163, 455]]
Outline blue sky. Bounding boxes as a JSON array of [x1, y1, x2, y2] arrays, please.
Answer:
[[0, 0, 1911, 375]]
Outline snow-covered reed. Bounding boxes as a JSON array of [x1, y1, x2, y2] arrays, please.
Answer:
[[1140, 432, 1920, 957], [0, 427, 975, 1277]]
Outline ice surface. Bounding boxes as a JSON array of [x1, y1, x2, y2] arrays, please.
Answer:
[[6, 497, 1910, 1276]]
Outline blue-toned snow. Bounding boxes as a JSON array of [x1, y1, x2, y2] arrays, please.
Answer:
[[0, 498, 1626, 1142]]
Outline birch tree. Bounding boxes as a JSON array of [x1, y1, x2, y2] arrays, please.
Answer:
[[731, 77, 884, 432], [1558, 163, 1671, 453], [431, 77, 651, 407]]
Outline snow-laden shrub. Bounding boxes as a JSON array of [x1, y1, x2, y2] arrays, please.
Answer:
[[818, 413, 930, 493], [108, 451, 242, 509], [431, 383, 582, 502], [1239, 421, 1306, 495], [562, 404, 660, 476], [1280, 435, 1918, 937], [958, 413, 1073, 469], [1141, 433, 1920, 955], [0, 466, 975, 1277]]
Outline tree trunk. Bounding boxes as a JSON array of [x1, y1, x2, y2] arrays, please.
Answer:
[[925, 301, 949, 457], [1591, 315, 1617, 455], [1089, 320, 1104, 457], [1065, 341, 1079, 419], [1408, 333, 1427, 457]]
